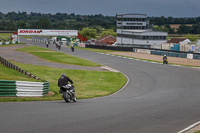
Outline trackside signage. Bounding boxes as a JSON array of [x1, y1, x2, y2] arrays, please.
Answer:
[[18, 29, 78, 36]]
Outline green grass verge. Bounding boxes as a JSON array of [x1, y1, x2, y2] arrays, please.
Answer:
[[0, 62, 127, 102], [195, 131, 200, 133], [76, 47, 115, 53], [0, 63, 39, 82], [21, 35, 33, 39], [0, 33, 12, 41], [16, 46, 101, 67]]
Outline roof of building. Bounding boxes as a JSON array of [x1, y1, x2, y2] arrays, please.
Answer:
[[96, 35, 116, 41], [117, 13, 147, 16], [122, 30, 149, 33], [166, 38, 187, 43]]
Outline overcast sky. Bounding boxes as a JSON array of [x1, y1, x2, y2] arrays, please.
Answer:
[[0, 0, 199, 17]]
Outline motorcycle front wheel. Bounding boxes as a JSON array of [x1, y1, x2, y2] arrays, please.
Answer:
[[72, 96, 77, 102], [63, 91, 70, 103]]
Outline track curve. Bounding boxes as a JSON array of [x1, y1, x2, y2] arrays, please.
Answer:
[[0, 38, 200, 133]]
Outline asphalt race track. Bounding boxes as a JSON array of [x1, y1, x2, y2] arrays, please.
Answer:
[[1, 38, 200, 133]]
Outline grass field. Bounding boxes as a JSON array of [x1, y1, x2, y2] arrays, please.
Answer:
[[0, 33, 12, 41], [0, 46, 127, 102], [0, 63, 39, 82], [17, 46, 101, 67], [0, 62, 126, 102], [76, 47, 115, 53]]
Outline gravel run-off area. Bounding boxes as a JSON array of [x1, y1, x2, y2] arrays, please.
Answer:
[[109, 51, 200, 67]]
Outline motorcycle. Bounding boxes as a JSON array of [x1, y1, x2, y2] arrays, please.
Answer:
[[71, 46, 74, 52], [163, 59, 168, 65], [59, 84, 76, 103], [58, 45, 61, 50], [46, 43, 49, 48]]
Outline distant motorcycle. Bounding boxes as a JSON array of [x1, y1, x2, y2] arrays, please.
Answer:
[[71, 46, 74, 52], [46, 43, 49, 48], [59, 84, 76, 103], [163, 59, 168, 65]]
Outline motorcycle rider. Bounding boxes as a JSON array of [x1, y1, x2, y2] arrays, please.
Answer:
[[58, 73, 75, 96], [71, 44, 74, 52], [163, 55, 168, 65], [46, 41, 49, 48]]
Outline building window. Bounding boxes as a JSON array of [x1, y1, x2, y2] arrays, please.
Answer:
[[122, 18, 146, 22], [118, 34, 166, 40], [117, 18, 123, 21]]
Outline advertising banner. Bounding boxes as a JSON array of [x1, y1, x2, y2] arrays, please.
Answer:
[[18, 29, 78, 36], [78, 43, 86, 47], [191, 46, 195, 51]]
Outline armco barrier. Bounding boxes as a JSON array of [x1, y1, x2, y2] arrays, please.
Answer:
[[86, 45, 200, 59], [0, 56, 41, 80], [0, 80, 49, 97], [193, 54, 200, 60], [0, 56, 50, 97], [149, 50, 197, 59]]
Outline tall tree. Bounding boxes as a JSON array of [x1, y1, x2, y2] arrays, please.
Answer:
[[191, 24, 200, 34], [79, 27, 97, 39], [100, 29, 117, 37], [177, 24, 192, 34], [186, 34, 198, 42], [36, 17, 53, 29]]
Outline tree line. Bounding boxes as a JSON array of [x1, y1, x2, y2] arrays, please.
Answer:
[[0, 11, 116, 31], [0, 11, 200, 36], [150, 16, 200, 34]]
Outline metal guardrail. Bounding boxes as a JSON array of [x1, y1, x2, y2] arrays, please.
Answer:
[[0, 57, 41, 80], [0, 56, 50, 97], [85, 44, 200, 55]]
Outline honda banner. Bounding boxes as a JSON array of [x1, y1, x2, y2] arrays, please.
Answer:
[[18, 29, 78, 36]]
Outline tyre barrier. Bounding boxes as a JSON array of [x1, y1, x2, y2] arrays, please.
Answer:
[[0, 56, 50, 97], [0, 80, 49, 97], [0, 41, 19, 45]]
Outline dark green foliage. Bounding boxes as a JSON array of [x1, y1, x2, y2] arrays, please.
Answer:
[[36, 18, 53, 29], [0, 12, 116, 31], [0, 11, 200, 34], [177, 24, 192, 34], [150, 16, 200, 25]]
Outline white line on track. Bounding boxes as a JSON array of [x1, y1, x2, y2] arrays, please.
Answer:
[[99, 53, 200, 69], [99, 52, 200, 132], [89, 67, 129, 99], [177, 121, 200, 133]]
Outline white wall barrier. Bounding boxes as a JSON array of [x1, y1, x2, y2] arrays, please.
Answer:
[[0, 57, 50, 97], [187, 54, 194, 59], [0, 41, 20, 45], [78, 43, 86, 47], [0, 80, 49, 97], [136, 49, 151, 54]]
